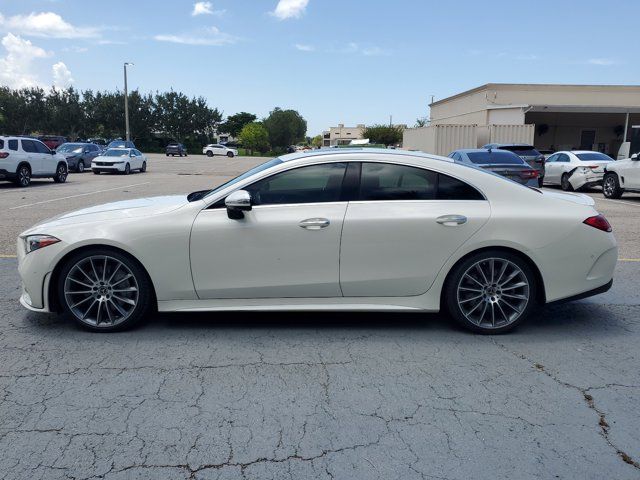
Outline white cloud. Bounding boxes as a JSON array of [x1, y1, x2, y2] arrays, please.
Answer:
[[271, 0, 309, 20], [0, 33, 50, 88], [362, 46, 390, 57], [336, 42, 389, 56], [294, 43, 314, 52], [588, 58, 616, 66], [0, 11, 99, 38], [192, 2, 225, 16], [52, 61, 73, 88], [154, 27, 238, 46]]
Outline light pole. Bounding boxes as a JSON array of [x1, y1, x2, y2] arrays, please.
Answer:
[[123, 62, 134, 141]]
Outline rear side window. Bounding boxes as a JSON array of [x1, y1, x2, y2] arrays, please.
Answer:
[[437, 174, 484, 200], [576, 152, 613, 161], [245, 162, 347, 205], [21, 139, 37, 153], [8, 139, 18, 151]]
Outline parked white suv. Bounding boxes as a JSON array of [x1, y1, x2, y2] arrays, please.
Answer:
[[0, 136, 68, 187], [602, 153, 640, 198], [202, 144, 238, 158]]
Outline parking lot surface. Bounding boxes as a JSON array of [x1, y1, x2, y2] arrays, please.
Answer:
[[0, 154, 639, 479]]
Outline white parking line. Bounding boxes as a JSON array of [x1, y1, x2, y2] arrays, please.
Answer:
[[9, 182, 151, 210]]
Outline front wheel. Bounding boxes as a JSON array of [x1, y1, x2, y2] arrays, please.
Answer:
[[58, 249, 153, 332], [77, 161, 85, 173], [602, 173, 623, 199], [141, 161, 147, 173], [53, 163, 68, 183], [206, 151, 213, 157], [560, 173, 573, 191], [227, 151, 234, 158], [444, 250, 538, 334], [124, 163, 130, 175]]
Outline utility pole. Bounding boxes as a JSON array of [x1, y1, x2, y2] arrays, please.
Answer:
[[123, 62, 134, 141]]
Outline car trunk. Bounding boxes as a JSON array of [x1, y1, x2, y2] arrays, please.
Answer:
[[479, 164, 536, 185]]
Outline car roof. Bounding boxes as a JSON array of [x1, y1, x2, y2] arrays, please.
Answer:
[[485, 143, 533, 147], [278, 148, 453, 163]]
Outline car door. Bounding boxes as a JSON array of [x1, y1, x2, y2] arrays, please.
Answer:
[[339, 162, 490, 297], [543, 154, 559, 183], [20, 139, 43, 174], [133, 149, 143, 169], [190, 162, 349, 298], [34, 140, 56, 174]]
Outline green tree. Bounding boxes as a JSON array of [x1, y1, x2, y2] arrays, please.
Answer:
[[311, 134, 322, 148], [415, 117, 429, 127], [262, 107, 307, 150], [239, 122, 270, 154], [219, 112, 257, 137], [362, 124, 404, 146]]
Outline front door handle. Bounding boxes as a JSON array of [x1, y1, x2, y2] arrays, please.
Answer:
[[436, 214, 467, 226], [299, 218, 330, 230]]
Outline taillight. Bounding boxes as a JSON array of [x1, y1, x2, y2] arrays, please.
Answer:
[[583, 215, 612, 233], [520, 169, 539, 179], [0, 152, 9, 159]]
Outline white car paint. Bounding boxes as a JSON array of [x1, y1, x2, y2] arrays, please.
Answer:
[[91, 148, 146, 173], [543, 151, 613, 190], [0, 136, 67, 185], [603, 153, 640, 196], [202, 144, 238, 157], [17, 149, 617, 329]]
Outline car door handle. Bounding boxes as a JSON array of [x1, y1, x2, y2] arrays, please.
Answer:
[[436, 215, 467, 226], [299, 218, 330, 230]]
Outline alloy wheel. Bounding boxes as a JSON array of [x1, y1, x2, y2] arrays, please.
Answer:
[[456, 257, 530, 329], [18, 166, 30, 186], [603, 176, 615, 197], [63, 255, 139, 328]]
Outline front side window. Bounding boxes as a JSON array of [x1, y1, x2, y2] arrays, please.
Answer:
[[34, 141, 52, 154], [359, 163, 437, 200], [245, 163, 347, 205], [546, 154, 558, 163]]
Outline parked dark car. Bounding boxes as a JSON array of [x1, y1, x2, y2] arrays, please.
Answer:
[[107, 140, 136, 149], [56, 142, 102, 172], [86, 138, 108, 149], [449, 149, 540, 186], [482, 143, 545, 187], [165, 142, 187, 156], [38, 135, 67, 150]]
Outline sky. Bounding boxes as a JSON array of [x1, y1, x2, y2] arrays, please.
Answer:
[[0, 0, 638, 136]]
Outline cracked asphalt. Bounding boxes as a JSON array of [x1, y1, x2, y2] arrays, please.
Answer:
[[1, 154, 639, 479]]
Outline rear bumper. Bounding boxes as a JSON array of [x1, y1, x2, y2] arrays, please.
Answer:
[[547, 279, 612, 305], [0, 168, 17, 180], [569, 172, 604, 190]]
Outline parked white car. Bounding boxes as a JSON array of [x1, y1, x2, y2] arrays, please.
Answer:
[[543, 151, 614, 191], [203, 144, 237, 158], [18, 149, 617, 334], [602, 153, 640, 198], [91, 148, 147, 175], [0, 136, 68, 187]]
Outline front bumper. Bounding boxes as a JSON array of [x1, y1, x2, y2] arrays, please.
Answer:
[[91, 162, 126, 172], [17, 237, 64, 312]]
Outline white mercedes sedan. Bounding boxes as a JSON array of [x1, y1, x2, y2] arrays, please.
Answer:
[[17, 149, 617, 334], [543, 151, 614, 191]]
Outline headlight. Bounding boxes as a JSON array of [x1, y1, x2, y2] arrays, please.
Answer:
[[24, 235, 60, 254]]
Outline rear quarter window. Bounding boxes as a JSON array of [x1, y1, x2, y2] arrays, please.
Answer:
[[437, 173, 484, 200], [8, 139, 18, 151]]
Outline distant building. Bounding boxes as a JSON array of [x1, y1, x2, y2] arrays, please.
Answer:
[[322, 124, 365, 147]]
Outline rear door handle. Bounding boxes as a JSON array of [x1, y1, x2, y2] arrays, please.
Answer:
[[436, 215, 467, 226], [299, 218, 330, 230]]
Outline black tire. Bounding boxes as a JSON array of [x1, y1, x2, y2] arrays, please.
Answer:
[[14, 164, 31, 187], [227, 151, 234, 158], [93, 169, 101, 175], [77, 161, 85, 173], [53, 163, 68, 183], [57, 248, 153, 332], [166, 153, 169, 157], [124, 163, 130, 175], [206, 151, 213, 157], [602, 173, 623, 199], [444, 250, 538, 334], [560, 173, 573, 191], [537, 176, 544, 188], [179, 153, 183, 157], [141, 161, 147, 173]]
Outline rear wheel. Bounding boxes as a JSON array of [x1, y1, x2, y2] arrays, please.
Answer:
[[141, 161, 147, 173], [53, 163, 68, 183], [560, 173, 573, 191], [603, 173, 623, 199], [58, 249, 153, 332], [444, 250, 538, 334], [14, 164, 31, 187]]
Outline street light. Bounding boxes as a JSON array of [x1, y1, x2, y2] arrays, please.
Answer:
[[123, 62, 134, 142]]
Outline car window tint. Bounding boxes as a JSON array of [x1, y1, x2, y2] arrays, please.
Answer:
[[575, 152, 613, 161], [245, 163, 347, 205], [558, 154, 569, 162], [437, 173, 484, 200], [546, 154, 558, 163], [467, 151, 524, 165], [35, 141, 51, 154], [359, 163, 436, 201], [499, 146, 541, 156], [21, 139, 37, 153], [8, 139, 18, 151]]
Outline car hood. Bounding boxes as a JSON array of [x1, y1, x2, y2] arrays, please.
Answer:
[[540, 190, 595, 206], [23, 195, 190, 233]]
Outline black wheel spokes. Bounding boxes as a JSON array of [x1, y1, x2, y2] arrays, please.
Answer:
[[457, 258, 530, 329], [64, 255, 139, 327]]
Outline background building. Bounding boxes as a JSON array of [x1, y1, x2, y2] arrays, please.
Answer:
[[322, 124, 366, 146], [405, 83, 640, 156]]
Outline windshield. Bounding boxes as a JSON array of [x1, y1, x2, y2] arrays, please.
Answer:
[[57, 143, 84, 153], [467, 151, 526, 165], [576, 152, 613, 161], [108, 141, 126, 148], [104, 149, 129, 157], [191, 158, 283, 201]]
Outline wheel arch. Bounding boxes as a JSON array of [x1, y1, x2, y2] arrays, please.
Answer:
[[440, 245, 547, 306], [16, 161, 31, 174], [47, 244, 158, 313]]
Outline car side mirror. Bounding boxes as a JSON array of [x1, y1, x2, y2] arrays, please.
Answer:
[[225, 190, 252, 219], [632, 153, 639, 161], [51, 150, 56, 155]]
